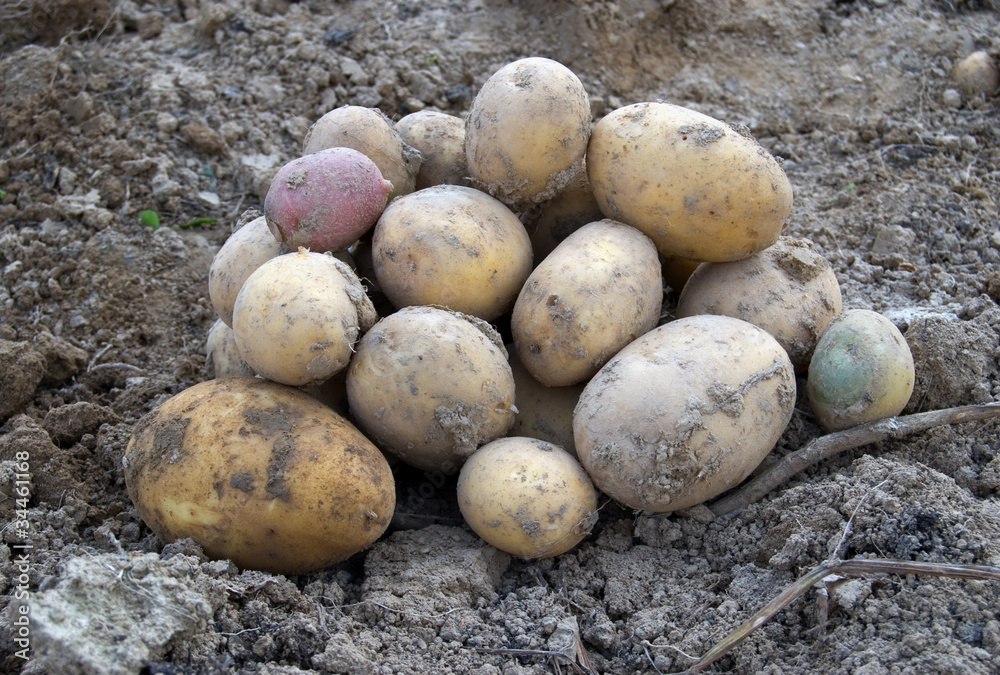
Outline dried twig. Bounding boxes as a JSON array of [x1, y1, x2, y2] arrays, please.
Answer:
[[708, 402, 1000, 517], [669, 558, 1000, 674]]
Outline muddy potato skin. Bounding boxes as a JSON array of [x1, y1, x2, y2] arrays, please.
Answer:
[[303, 105, 420, 200], [233, 250, 377, 387], [507, 346, 584, 458], [677, 237, 843, 372], [372, 185, 533, 322], [395, 109, 469, 189], [123, 378, 395, 574], [574, 315, 796, 512], [208, 216, 284, 327], [457, 437, 598, 559], [346, 306, 517, 473], [587, 101, 793, 263], [807, 309, 915, 432], [512, 219, 662, 387], [465, 57, 591, 206]]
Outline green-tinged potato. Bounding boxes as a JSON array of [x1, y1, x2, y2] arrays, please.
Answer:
[[807, 309, 915, 432], [303, 105, 421, 200], [233, 250, 377, 387], [524, 163, 604, 263], [506, 346, 584, 457], [677, 237, 842, 372], [206, 318, 254, 379], [395, 109, 470, 189], [512, 219, 662, 387], [575, 315, 796, 512], [123, 377, 395, 574], [372, 185, 533, 322], [457, 437, 598, 559], [346, 306, 516, 473], [465, 57, 591, 206], [208, 215, 284, 327], [588, 101, 793, 262]]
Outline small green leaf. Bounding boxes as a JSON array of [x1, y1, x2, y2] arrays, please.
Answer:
[[0, 189, 6, 199], [179, 217, 217, 229], [138, 210, 160, 229]]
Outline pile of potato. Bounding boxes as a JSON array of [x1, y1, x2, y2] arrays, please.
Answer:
[[125, 57, 915, 573]]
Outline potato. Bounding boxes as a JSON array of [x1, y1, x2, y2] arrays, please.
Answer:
[[524, 163, 604, 263], [395, 109, 469, 189], [264, 147, 392, 253], [661, 255, 700, 295], [206, 318, 254, 379], [371, 185, 533, 322], [303, 105, 421, 200], [457, 437, 598, 559], [587, 101, 793, 262], [512, 219, 662, 387], [346, 306, 516, 473], [506, 346, 584, 457], [676, 237, 843, 372], [233, 249, 377, 387], [123, 377, 395, 574], [574, 315, 796, 512], [208, 215, 284, 327], [465, 57, 591, 206], [951, 51, 1000, 98], [807, 309, 915, 432]]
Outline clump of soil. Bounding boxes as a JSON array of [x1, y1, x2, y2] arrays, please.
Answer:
[[1, 1, 998, 673]]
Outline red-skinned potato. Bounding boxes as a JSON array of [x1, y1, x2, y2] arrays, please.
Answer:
[[123, 377, 395, 575]]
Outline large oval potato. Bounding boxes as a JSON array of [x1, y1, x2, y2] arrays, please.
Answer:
[[677, 237, 843, 372], [512, 219, 662, 387], [372, 185, 533, 322], [123, 377, 395, 574], [208, 215, 284, 327], [233, 249, 377, 387], [807, 309, 915, 432], [457, 437, 598, 559], [346, 306, 517, 473], [587, 101, 793, 262], [465, 57, 591, 206], [574, 315, 796, 512]]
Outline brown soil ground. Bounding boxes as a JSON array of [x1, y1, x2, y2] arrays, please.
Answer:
[[1, 1, 999, 674]]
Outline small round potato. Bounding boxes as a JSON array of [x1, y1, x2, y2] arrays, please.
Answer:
[[677, 237, 843, 372], [208, 215, 284, 327], [372, 185, 533, 322], [395, 109, 469, 189], [206, 318, 254, 379], [303, 105, 421, 200], [588, 101, 793, 262], [951, 51, 1000, 98], [465, 57, 591, 206], [574, 315, 796, 512], [512, 219, 662, 387], [807, 309, 915, 432], [233, 250, 377, 387], [507, 346, 584, 457], [346, 306, 516, 473], [524, 163, 604, 263], [457, 437, 598, 559], [661, 255, 701, 295], [123, 377, 395, 574]]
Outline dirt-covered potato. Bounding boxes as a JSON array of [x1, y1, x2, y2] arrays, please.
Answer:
[[524, 163, 604, 263], [807, 309, 915, 432], [233, 249, 377, 387], [395, 109, 469, 189], [465, 57, 591, 206], [457, 437, 598, 559], [123, 377, 395, 574], [512, 219, 662, 387], [208, 215, 284, 327], [346, 306, 516, 473], [676, 237, 843, 371], [587, 101, 793, 262], [372, 185, 533, 322], [507, 346, 584, 457], [575, 315, 796, 512], [206, 318, 254, 379], [303, 105, 421, 200]]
